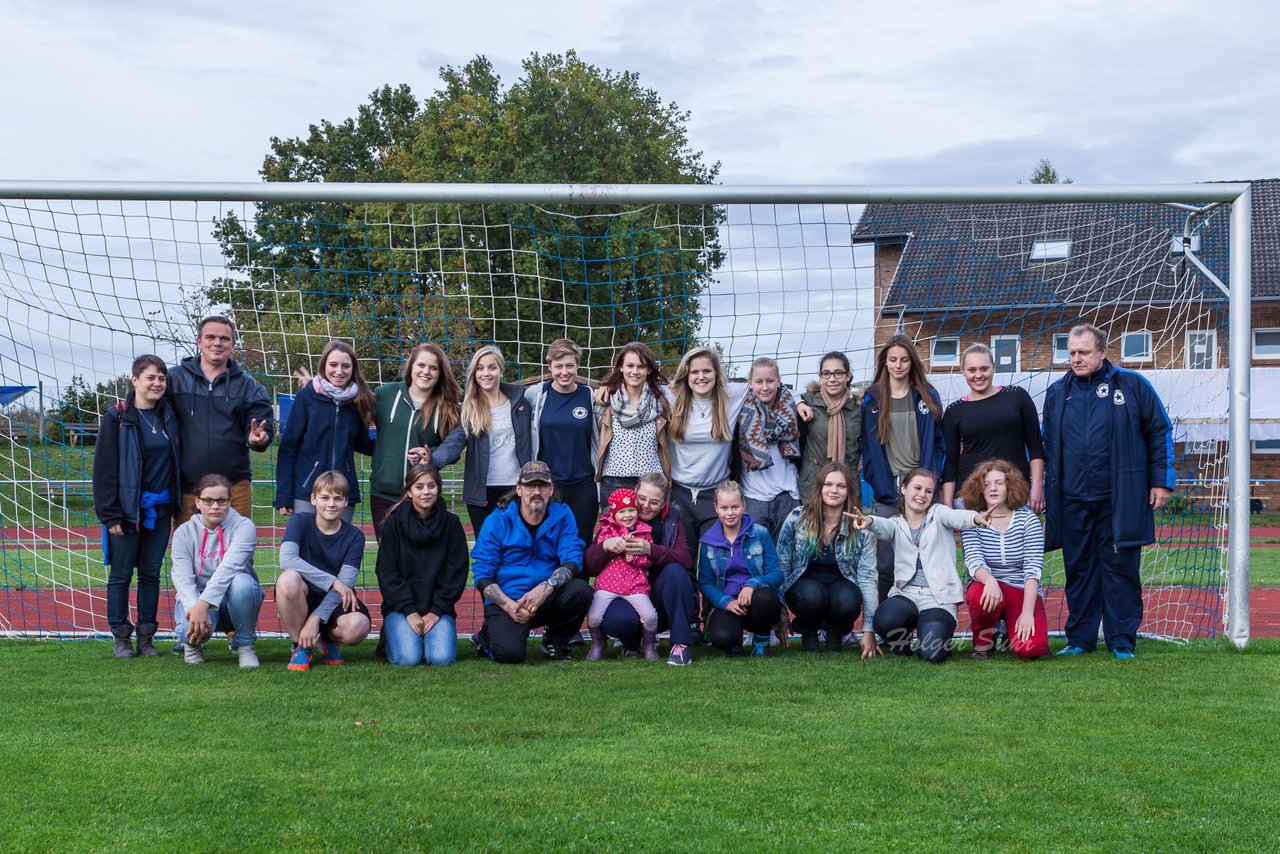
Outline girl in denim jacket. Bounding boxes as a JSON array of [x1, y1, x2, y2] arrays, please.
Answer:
[[698, 480, 784, 657]]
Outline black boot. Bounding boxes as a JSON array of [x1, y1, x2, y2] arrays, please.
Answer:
[[111, 622, 136, 659], [135, 621, 162, 657], [800, 632, 820, 653]]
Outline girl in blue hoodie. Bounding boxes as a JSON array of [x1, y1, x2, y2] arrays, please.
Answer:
[[698, 480, 784, 657], [276, 340, 376, 522]]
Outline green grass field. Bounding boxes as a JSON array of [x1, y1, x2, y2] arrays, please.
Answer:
[[2, 638, 1277, 850]]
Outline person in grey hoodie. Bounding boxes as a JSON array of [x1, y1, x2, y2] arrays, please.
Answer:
[[170, 473, 264, 668]]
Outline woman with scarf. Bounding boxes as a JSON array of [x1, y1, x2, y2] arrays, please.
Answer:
[[93, 354, 182, 658], [594, 342, 671, 508], [375, 464, 470, 666], [796, 351, 863, 503], [275, 340, 376, 523], [737, 356, 802, 538]]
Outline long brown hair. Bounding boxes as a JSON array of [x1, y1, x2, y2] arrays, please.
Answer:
[[460, 345, 505, 436], [895, 467, 938, 516], [317, 340, 375, 425], [599, 342, 670, 400], [872, 334, 941, 442], [668, 347, 732, 442], [402, 343, 461, 437], [799, 461, 858, 551]]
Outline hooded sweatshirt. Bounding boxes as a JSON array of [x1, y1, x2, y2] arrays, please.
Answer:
[[170, 508, 259, 610], [375, 499, 470, 618], [166, 355, 274, 490]]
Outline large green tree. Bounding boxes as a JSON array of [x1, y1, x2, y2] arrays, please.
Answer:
[[212, 52, 722, 384]]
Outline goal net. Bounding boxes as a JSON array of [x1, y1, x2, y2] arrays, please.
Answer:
[[0, 185, 1243, 643]]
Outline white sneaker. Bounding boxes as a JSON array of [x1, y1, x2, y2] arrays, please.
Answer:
[[236, 644, 259, 669], [184, 643, 205, 665]]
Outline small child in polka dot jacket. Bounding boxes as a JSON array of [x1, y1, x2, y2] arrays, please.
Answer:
[[586, 488, 661, 660]]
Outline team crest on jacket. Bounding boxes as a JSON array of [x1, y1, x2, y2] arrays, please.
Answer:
[[917, 399, 929, 415], [1096, 383, 1110, 398], [1113, 389, 1126, 405], [572, 406, 588, 420]]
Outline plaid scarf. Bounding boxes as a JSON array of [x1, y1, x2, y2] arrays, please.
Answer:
[[739, 384, 800, 471]]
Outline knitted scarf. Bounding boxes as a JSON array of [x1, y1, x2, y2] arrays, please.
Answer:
[[312, 374, 359, 404], [610, 384, 663, 430], [739, 384, 800, 471], [821, 386, 849, 465]]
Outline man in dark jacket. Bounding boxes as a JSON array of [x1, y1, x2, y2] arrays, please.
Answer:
[[1043, 324, 1173, 658], [167, 316, 274, 523]]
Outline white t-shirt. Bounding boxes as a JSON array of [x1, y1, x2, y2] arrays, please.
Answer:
[[486, 401, 521, 486], [742, 442, 799, 501]]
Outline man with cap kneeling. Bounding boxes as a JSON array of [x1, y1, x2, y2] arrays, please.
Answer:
[[470, 461, 591, 662]]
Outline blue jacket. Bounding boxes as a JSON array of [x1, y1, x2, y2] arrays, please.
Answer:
[[92, 393, 181, 530], [470, 499, 584, 600], [697, 519, 784, 610], [861, 386, 945, 505], [274, 384, 375, 508], [1042, 361, 1174, 550]]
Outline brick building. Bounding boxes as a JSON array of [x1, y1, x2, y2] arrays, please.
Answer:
[[852, 179, 1280, 505]]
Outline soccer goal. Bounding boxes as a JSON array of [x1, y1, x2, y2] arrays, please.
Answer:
[[0, 180, 1253, 647]]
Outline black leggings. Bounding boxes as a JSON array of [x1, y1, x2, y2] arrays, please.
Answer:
[[557, 480, 601, 546], [785, 576, 863, 636], [705, 587, 782, 649], [871, 594, 957, 664]]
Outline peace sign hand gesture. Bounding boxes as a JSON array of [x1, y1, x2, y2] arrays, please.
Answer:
[[842, 506, 873, 531], [248, 418, 271, 447]]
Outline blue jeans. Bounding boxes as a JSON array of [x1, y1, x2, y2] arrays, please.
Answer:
[[173, 573, 264, 648], [382, 612, 457, 666], [105, 512, 172, 629]]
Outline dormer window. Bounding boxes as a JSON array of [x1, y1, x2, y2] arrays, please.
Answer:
[[1029, 239, 1071, 261]]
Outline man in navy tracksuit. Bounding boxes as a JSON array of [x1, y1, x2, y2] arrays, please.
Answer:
[[1042, 324, 1173, 658]]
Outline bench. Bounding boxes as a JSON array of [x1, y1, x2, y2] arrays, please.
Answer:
[[5, 478, 93, 522], [0, 423, 30, 443], [64, 423, 99, 446]]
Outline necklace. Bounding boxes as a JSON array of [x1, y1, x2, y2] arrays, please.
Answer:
[[139, 408, 167, 438]]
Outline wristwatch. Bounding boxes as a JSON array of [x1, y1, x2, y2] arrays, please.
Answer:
[[545, 570, 562, 590]]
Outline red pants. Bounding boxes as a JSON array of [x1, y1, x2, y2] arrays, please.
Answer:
[[965, 580, 1049, 659]]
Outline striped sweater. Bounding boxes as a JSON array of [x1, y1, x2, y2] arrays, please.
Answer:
[[961, 506, 1044, 588]]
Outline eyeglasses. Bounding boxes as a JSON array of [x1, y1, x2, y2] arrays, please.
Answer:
[[197, 497, 231, 507], [820, 370, 849, 379], [635, 497, 663, 509]]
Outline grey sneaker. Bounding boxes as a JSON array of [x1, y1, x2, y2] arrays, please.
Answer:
[[236, 644, 260, 669], [184, 643, 206, 665], [666, 643, 692, 666]]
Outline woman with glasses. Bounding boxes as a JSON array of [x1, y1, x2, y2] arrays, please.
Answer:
[[170, 473, 264, 667], [796, 351, 863, 503]]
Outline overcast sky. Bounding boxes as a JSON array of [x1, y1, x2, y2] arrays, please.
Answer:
[[1, 0, 1276, 392], [4, 0, 1278, 185]]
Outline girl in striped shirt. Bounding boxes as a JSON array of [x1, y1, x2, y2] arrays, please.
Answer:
[[959, 459, 1050, 660]]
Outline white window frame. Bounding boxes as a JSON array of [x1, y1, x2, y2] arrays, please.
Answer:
[[1121, 330, 1153, 363], [1253, 328, 1280, 361], [1029, 239, 1071, 261], [1052, 333, 1070, 365], [991, 335, 1020, 372], [1184, 329, 1218, 370], [1252, 439, 1280, 455], [930, 336, 960, 368]]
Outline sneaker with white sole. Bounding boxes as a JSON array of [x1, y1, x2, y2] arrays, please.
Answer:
[[236, 644, 260, 669], [666, 643, 692, 666], [183, 643, 205, 665]]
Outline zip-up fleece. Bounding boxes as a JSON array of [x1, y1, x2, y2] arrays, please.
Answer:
[[471, 500, 583, 600], [170, 508, 258, 610], [369, 381, 465, 502], [274, 384, 375, 507], [460, 382, 532, 506], [93, 392, 181, 529], [166, 355, 274, 490]]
